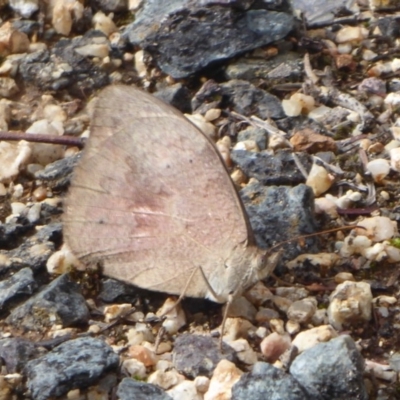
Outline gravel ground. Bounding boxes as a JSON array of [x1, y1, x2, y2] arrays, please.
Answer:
[[1, 0, 400, 399]]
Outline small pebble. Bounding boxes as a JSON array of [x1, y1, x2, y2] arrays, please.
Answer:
[[147, 369, 185, 390], [292, 325, 338, 353], [328, 281, 373, 330], [260, 332, 291, 362], [122, 358, 147, 379], [204, 359, 242, 400], [306, 163, 334, 197], [366, 159, 390, 183]]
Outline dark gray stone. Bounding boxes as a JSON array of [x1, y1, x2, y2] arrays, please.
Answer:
[[0, 216, 33, 250], [2, 223, 59, 274], [124, 0, 294, 78], [6, 274, 90, 333], [0, 337, 45, 373], [232, 361, 309, 400], [25, 337, 119, 400], [35, 153, 81, 191], [220, 80, 284, 119], [0, 268, 37, 311], [117, 378, 173, 400], [19, 31, 109, 97], [240, 183, 319, 260], [290, 335, 368, 400], [226, 52, 303, 83], [154, 83, 192, 113], [231, 149, 312, 186], [92, 0, 127, 12], [289, 0, 358, 27], [237, 127, 268, 151], [98, 278, 140, 303], [173, 333, 236, 378]]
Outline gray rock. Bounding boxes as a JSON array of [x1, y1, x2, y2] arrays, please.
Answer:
[[0, 337, 45, 373], [93, 0, 127, 12], [0, 216, 33, 250], [154, 83, 192, 113], [240, 182, 319, 260], [98, 278, 140, 303], [231, 149, 312, 186], [117, 378, 173, 400], [25, 337, 119, 400], [1, 223, 61, 274], [220, 80, 284, 119], [290, 0, 358, 27], [290, 335, 368, 400], [6, 274, 90, 333], [237, 127, 268, 151], [0, 268, 37, 311], [226, 52, 304, 83], [173, 333, 236, 378], [9, 0, 38, 18], [232, 361, 309, 400], [35, 153, 81, 191], [124, 0, 294, 78], [19, 31, 109, 97]]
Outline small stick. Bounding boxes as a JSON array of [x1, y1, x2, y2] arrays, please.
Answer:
[[0, 131, 86, 149]]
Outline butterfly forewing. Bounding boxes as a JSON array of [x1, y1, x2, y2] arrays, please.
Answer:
[[63, 85, 254, 298]]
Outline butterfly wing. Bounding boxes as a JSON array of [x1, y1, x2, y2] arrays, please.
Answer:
[[63, 85, 254, 299]]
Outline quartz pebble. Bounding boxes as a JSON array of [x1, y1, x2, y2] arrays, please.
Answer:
[[292, 325, 338, 353], [148, 369, 185, 390], [228, 339, 257, 365], [390, 147, 400, 171], [46, 244, 81, 275], [122, 358, 147, 379], [260, 332, 291, 362], [104, 303, 132, 323], [356, 216, 398, 242], [335, 26, 368, 43], [204, 359, 242, 400], [167, 380, 202, 400], [366, 158, 390, 183], [128, 345, 157, 367], [156, 297, 186, 335], [306, 163, 333, 196], [184, 114, 216, 140], [328, 281, 372, 330], [287, 297, 317, 324], [93, 11, 117, 36]]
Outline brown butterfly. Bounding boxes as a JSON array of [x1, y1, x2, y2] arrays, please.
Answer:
[[63, 85, 279, 305]]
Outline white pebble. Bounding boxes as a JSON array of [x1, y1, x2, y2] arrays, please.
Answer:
[[204, 108, 221, 122], [185, 113, 216, 140], [357, 216, 398, 242], [282, 98, 302, 117], [156, 297, 186, 335], [122, 358, 147, 379], [167, 380, 202, 400], [228, 339, 257, 365], [104, 303, 133, 322], [328, 281, 372, 330], [390, 147, 400, 172], [292, 325, 338, 353], [92, 11, 117, 36], [194, 376, 210, 393], [366, 159, 390, 183], [336, 26, 368, 43], [204, 360, 242, 400], [306, 163, 334, 197]]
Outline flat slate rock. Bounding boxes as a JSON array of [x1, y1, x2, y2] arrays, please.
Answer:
[[239, 182, 319, 261], [173, 333, 236, 379], [117, 378, 173, 400], [6, 273, 90, 333], [25, 337, 119, 400], [290, 335, 368, 400], [232, 361, 309, 400], [124, 0, 294, 78]]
